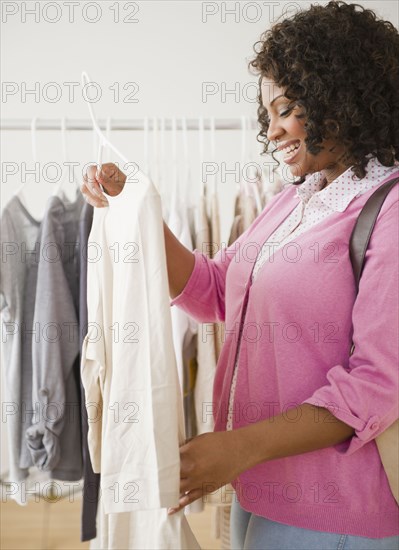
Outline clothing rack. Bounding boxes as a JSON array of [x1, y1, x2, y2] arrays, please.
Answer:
[[0, 118, 259, 131]]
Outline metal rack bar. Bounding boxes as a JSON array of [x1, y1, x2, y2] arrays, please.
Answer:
[[0, 118, 259, 131]]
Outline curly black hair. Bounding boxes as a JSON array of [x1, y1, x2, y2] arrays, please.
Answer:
[[249, 0, 399, 181]]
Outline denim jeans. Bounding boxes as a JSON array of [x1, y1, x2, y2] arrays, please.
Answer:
[[230, 499, 399, 550]]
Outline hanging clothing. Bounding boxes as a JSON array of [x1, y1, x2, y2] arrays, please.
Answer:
[[228, 193, 245, 247], [0, 196, 41, 486], [168, 204, 198, 440], [210, 192, 224, 360], [228, 185, 259, 246], [243, 192, 257, 230], [171, 158, 399, 538], [77, 201, 100, 542], [81, 170, 199, 548], [194, 193, 217, 435], [26, 191, 84, 481]]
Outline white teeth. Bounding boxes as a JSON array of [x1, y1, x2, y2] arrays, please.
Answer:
[[283, 142, 300, 155]]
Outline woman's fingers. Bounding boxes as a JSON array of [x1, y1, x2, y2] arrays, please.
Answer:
[[81, 171, 108, 208], [168, 488, 203, 515], [96, 163, 126, 196], [81, 163, 126, 205], [86, 164, 107, 198]]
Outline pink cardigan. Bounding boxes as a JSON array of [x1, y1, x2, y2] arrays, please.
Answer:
[[171, 171, 399, 538]]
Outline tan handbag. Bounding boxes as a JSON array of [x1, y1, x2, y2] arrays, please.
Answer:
[[349, 175, 399, 504]]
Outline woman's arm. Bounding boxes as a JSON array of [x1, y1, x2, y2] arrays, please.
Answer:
[[235, 403, 355, 467], [81, 163, 195, 298], [163, 221, 195, 299], [172, 403, 354, 511]]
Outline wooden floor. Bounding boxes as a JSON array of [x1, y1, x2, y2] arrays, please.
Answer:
[[0, 497, 221, 550]]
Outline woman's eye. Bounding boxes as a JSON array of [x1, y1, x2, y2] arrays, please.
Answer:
[[279, 108, 292, 117]]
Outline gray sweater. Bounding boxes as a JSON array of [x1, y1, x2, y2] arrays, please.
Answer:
[[25, 191, 84, 481], [1, 196, 41, 482]]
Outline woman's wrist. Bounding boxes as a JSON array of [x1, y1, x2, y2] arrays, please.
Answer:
[[227, 425, 264, 476]]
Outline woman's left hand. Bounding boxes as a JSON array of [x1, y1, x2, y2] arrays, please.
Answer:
[[168, 430, 246, 514]]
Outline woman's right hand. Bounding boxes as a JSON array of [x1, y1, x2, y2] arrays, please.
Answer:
[[81, 163, 127, 208]]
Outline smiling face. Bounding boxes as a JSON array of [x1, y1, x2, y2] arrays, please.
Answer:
[[261, 76, 353, 185]]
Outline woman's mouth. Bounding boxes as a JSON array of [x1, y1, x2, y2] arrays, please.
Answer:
[[282, 141, 301, 163]]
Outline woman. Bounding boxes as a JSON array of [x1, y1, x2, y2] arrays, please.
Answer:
[[81, 1, 399, 548]]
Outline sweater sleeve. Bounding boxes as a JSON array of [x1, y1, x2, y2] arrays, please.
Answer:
[[170, 247, 231, 323], [302, 199, 399, 455]]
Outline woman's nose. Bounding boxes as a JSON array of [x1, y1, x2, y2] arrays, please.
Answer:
[[266, 115, 284, 142]]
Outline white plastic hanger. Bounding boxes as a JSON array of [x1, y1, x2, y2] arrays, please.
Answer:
[[13, 117, 38, 198], [11, 116, 58, 222], [53, 117, 79, 199], [81, 71, 131, 169], [11, 117, 46, 222]]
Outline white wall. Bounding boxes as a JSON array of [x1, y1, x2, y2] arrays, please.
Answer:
[[1, 0, 398, 474]]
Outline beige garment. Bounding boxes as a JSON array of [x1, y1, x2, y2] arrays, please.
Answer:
[[227, 194, 245, 247], [169, 204, 198, 440], [227, 189, 257, 246], [243, 193, 257, 230], [209, 192, 230, 548], [194, 194, 217, 435], [227, 215, 244, 246], [210, 193, 224, 359]]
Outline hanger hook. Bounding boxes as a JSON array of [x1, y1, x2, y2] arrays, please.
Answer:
[[81, 69, 130, 167], [81, 71, 101, 135]]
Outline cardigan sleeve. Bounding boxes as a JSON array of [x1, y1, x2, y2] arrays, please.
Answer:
[[302, 198, 399, 455], [170, 247, 232, 323]]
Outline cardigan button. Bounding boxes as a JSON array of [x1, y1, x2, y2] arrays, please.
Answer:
[[368, 415, 380, 431]]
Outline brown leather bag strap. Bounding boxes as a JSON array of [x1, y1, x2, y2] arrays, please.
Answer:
[[349, 176, 399, 293]]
